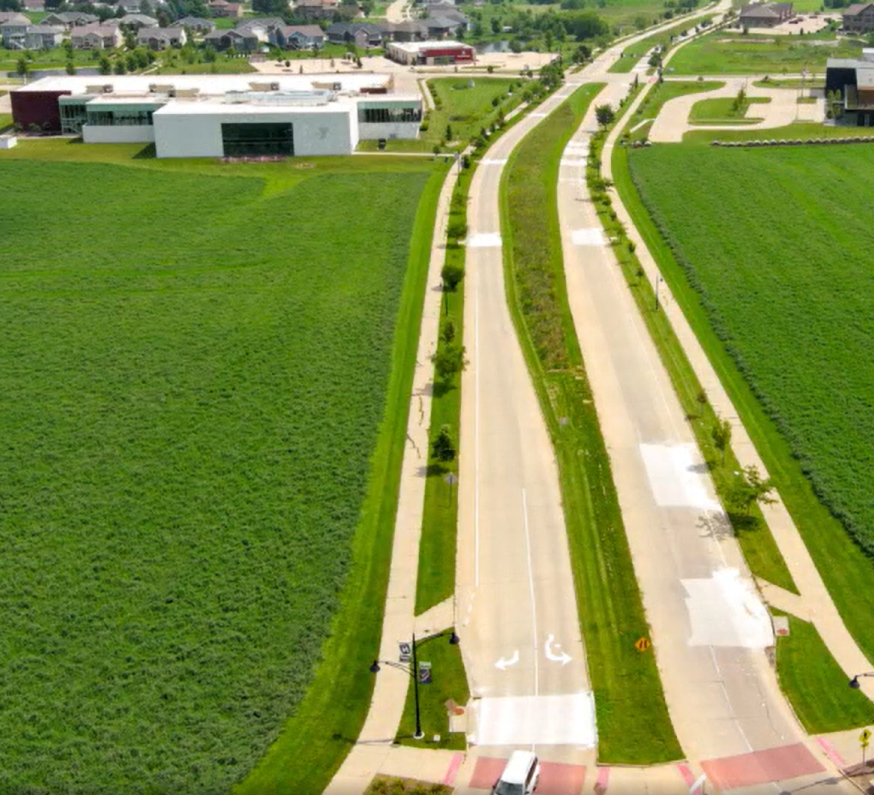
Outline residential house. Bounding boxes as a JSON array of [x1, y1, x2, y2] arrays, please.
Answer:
[[826, 51, 874, 124], [380, 19, 427, 41], [0, 13, 29, 48], [843, 2, 874, 32], [325, 21, 383, 46], [279, 23, 326, 48], [42, 11, 99, 28], [137, 25, 186, 48], [25, 24, 63, 48], [294, 0, 341, 20], [203, 26, 258, 49], [426, 3, 467, 23], [23, 0, 46, 11], [738, 2, 794, 28], [177, 15, 216, 33], [71, 23, 123, 49], [120, 13, 159, 28], [208, 0, 243, 18], [424, 14, 464, 38]]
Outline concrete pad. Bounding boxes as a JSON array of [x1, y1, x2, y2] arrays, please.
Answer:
[[639, 443, 720, 510], [466, 232, 502, 248], [571, 228, 606, 246], [480, 159, 509, 166], [682, 569, 774, 649], [701, 743, 825, 790], [538, 761, 586, 795], [471, 693, 597, 746]]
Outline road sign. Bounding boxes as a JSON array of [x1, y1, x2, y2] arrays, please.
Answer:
[[634, 637, 652, 652], [399, 641, 412, 664], [419, 661, 432, 685], [860, 728, 871, 745]]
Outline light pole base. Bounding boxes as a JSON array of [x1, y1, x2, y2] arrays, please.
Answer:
[[413, 731, 425, 740]]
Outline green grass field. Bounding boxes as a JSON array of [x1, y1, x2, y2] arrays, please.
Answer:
[[428, 77, 523, 145], [501, 82, 682, 764], [688, 95, 769, 123], [625, 143, 874, 666], [775, 614, 873, 734], [0, 151, 442, 795], [668, 31, 863, 74], [683, 120, 872, 143]]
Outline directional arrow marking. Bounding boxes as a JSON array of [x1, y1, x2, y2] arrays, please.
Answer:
[[545, 635, 572, 666], [494, 650, 519, 671]]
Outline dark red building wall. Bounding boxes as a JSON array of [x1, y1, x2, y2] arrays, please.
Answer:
[[10, 91, 70, 133]]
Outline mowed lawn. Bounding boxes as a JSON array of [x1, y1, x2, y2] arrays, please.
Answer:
[[0, 159, 430, 794], [668, 31, 863, 75], [627, 146, 874, 624]]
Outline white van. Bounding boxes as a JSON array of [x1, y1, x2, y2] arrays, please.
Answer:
[[492, 750, 540, 795]]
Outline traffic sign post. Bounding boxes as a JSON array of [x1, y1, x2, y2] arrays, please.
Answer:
[[419, 661, 432, 685], [861, 728, 871, 765], [399, 641, 412, 664], [634, 637, 652, 653]]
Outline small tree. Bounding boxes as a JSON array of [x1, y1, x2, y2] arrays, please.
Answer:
[[696, 388, 708, 417], [431, 343, 467, 381], [16, 57, 28, 77], [711, 417, 732, 464], [726, 465, 776, 515], [99, 55, 111, 75], [440, 318, 456, 344], [432, 425, 457, 463], [595, 104, 615, 127], [65, 59, 76, 75], [446, 218, 467, 243], [441, 261, 465, 291]]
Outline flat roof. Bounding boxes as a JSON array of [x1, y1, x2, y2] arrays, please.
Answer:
[[15, 73, 392, 97], [153, 99, 357, 116], [388, 39, 471, 54]]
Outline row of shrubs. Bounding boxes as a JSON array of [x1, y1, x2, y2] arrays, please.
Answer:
[[711, 136, 874, 147]]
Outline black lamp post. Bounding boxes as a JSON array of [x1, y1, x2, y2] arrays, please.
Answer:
[[370, 629, 460, 741], [849, 672, 874, 689]]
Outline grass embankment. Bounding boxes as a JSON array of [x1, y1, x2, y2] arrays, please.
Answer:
[[0, 152, 446, 795], [366, 776, 451, 795], [752, 77, 825, 88], [610, 15, 714, 73], [688, 95, 769, 124], [0, 113, 11, 132], [774, 614, 873, 734], [607, 115, 798, 595], [396, 629, 470, 750], [501, 81, 682, 764], [415, 167, 469, 617], [621, 145, 874, 665], [626, 79, 723, 142], [669, 30, 863, 75]]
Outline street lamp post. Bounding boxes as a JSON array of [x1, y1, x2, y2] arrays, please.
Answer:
[[654, 275, 664, 311], [370, 629, 460, 741], [849, 672, 874, 689]]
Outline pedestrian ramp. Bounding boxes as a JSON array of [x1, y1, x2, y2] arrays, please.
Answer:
[[467, 693, 597, 747]]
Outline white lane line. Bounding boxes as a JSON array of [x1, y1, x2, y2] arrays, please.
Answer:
[[522, 488, 539, 697], [475, 264, 480, 589]]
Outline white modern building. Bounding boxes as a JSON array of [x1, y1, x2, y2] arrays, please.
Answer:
[[11, 74, 423, 157]]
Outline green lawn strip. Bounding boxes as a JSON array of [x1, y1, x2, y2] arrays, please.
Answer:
[[752, 77, 825, 88], [620, 143, 874, 670], [606, 144, 798, 592], [610, 15, 715, 73], [395, 629, 469, 750], [688, 95, 769, 124], [668, 30, 864, 74], [625, 79, 724, 142], [774, 612, 873, 734], [415, 171, 469, 618], [500, 81, 682, 764], [235, 164, 448, 795], [683, 121, 872, 143], [0, 114, 11, 132]]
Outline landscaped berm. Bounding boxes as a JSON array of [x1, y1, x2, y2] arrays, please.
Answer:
[[0, 147, 442, 795]]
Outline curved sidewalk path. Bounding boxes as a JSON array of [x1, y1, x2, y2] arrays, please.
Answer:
[[603, 53, 874, 706]]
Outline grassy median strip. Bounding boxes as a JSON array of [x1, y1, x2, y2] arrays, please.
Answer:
[[602, 141, 797, 594], [415, 168, 469, 618], [774, 614, 873, 734], [236, 164, 449, 795], [500, 82, 682, 764], [395, 629, 470, 750]]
